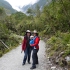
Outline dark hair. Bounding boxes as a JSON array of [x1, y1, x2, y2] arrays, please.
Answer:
[[35, 33, 38, 36]]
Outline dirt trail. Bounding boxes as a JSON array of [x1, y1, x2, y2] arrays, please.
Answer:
[[0, 40, 50, 70]]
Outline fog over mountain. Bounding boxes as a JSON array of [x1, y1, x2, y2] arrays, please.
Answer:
[[0, 0, 51, 13], [21, 0, 49, 13]]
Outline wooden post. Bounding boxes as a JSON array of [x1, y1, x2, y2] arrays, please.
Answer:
[[0, 40, 9, 49]]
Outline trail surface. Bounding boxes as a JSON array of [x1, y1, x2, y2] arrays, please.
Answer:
[[0, 40, 50, 70]]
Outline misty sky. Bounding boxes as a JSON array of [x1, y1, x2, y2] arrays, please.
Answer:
[[5, 0, 38, 11]]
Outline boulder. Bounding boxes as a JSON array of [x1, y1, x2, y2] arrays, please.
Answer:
[[65, 56, 70, 62], [51, 66, 56, 70]]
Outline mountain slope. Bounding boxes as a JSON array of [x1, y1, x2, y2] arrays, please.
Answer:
[[21, 0, 51, 12], [0, 0, 16, 14]]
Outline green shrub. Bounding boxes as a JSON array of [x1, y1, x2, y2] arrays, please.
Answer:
[[47, 36, 57, 45], [63, 44, 70, 57], [47, 32, 70, 57], [0, 33, 22, 57]]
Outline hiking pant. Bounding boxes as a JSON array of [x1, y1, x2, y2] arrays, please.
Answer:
[[32, 49, 39, 67], [23, 47, 32, 64]]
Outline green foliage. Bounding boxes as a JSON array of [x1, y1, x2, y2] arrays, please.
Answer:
[[6, 34, 21, 47], [0, 51, 3, 57], [47, 32, 70, 57], [0, 7, 6, 20], [27, 8, 33, 15], [4, 0, 69, 36], [41, 0, 70, 33], [0, 0, 70, 61], [0, 8, 21, 57], [0, 22, 9, 40], [0, 7, 4, 14], [0, 33, 21, 57], [12, 12, 27, 22]]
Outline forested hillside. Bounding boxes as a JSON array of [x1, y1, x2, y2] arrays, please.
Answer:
[[0, 0, 70, 69], [0, 0, 16, 14], [0, 8, 21, 57]]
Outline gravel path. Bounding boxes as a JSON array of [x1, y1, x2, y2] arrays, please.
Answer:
[[0, 40, 50, 70]]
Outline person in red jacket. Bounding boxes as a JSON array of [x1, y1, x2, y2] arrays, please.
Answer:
[[22, 30, 32, 65], [30, 30, 40, 69]]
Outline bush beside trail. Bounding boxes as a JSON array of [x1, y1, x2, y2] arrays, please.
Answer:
[[46, 31, 70, 69], [0, 34, 22, 57]]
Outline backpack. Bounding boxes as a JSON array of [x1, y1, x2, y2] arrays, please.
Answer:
[[30, 36, 37, 45]]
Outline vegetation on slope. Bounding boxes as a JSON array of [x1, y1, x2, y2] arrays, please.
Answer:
[[0, 8, 21, 57], [0, 0, 70, 69], [0, 0, 16, 14]]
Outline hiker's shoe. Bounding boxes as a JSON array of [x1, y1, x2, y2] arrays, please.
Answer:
[[22, 63, 25, 65], [30, 66, 36, 69]]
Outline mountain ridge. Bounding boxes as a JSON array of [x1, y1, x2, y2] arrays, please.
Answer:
[[21, 0, 51, 13], [0, 0, 16, 14], [0, 0, 51, 13]]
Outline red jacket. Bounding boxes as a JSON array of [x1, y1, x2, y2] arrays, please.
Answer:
[[22, 36, 27, 51], [31, 37, 40, 49]]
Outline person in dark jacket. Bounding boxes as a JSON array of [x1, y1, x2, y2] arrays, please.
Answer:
[[22, 30, 32, 65], [30, 30, 40, 69]]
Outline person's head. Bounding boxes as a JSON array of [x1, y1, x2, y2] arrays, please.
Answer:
[[30, 35, 34, 39], [33, 30, 38, 37], [26, 30, 31, 37]]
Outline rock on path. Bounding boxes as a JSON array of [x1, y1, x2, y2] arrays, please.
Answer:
[[0, 40, 50, 70]]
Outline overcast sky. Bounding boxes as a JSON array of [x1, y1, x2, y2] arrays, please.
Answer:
[[5, 0, 38, 11]]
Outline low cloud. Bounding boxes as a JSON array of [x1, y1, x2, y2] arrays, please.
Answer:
[[5, 0, 38, 11]]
